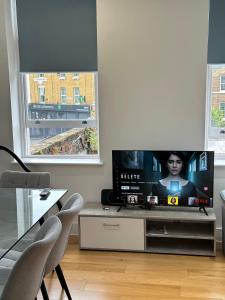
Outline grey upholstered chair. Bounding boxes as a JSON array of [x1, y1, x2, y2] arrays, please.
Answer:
[[0, 193, 84, 300], [0, 169, 52, 246], [0, 170, 63, 210], [42, 193, 84, 300], [0, 170, 50, 188], [0, 215, 62, 300]]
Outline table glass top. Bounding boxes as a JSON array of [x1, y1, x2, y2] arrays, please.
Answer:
[[0, 188, 67, 258]]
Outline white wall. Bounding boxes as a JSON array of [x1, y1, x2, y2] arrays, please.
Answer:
[[2, 0, 223, 236]]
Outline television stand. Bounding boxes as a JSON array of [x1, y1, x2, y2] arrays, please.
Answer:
[[199, 205, 208, 216], [79, 203, 216, 256]]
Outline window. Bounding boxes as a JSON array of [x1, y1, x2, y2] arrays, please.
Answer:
[[221, 76, 225, 91], [59, 73, 66, 80], [206, 65, 225, 158], [60, 87, 67, 104], [21, 72, 99, 157], [220, 102, 225, 117], [73, 87, 80, 103], [38, 87, 45, 103], [7, 0, 98, 161], [206, 1, 225, 162], [73, 73, 79, 80]]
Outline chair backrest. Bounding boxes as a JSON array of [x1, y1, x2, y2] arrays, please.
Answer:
[[0, 215, 62, 300], [0, 170, 50, 188], [45, 193, 84, 274]]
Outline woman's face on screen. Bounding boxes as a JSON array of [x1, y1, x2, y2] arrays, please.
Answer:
[[167, 154, 183, 176]]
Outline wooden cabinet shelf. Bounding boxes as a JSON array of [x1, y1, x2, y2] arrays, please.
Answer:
[[145, 237, 214, 256], [145, 220, 214, 240]]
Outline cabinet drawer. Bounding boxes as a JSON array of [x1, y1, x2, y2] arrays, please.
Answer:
[[80, 217, 144, 251]]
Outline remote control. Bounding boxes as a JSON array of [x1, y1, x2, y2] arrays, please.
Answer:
[[40, 188, 51, 197]]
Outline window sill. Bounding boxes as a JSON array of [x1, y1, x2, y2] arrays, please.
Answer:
[[214, 159, 225, 167], [11, 157, 103, 166]]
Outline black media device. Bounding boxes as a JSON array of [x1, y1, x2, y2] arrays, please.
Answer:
[[101, 189, 113, 206], [112, 150, 214, 210]]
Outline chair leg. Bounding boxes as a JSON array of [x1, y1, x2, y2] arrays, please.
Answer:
[[55, 264, 72, 300], [41, 280, 49, 300], [56, 200, 62, 210]]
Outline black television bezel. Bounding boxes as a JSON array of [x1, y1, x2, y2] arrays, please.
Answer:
[[112, 150, 214, 208]]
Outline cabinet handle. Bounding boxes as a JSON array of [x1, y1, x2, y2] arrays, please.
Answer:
[[102, 223, 120, 227]]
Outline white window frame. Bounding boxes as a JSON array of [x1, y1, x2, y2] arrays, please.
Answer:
[[4, 0, 101, 164]]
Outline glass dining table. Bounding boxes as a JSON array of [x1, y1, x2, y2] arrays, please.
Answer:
[[0, 188, 67, 259]]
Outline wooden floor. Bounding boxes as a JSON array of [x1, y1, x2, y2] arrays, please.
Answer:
[[38, 240, 225, 300]]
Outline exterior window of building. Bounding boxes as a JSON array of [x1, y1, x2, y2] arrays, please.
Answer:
[[39, 73, 44, 78], [220, 102, 225, 116], [59, 73, 66, 80], [206, 65, 225, 159], [73, 73, 79, 80], [60, 87, 67, 104], [21, 72, 99, 157], [38, 86, 45, 103], [221, 76, 225, 91], [73, 87, 80, 103]]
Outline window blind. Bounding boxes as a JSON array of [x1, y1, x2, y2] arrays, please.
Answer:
[[208, 0, 225, 64], [16, 0, 97, 72]]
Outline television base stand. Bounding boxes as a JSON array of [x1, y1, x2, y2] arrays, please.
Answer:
[[79, 203, 216, 256], [199, 205, 208, 216]]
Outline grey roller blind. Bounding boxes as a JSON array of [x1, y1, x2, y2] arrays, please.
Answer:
[[16, 0, 97, 72], [208, 0, 225, 64]]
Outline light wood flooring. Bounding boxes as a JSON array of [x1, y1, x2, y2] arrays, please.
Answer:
[[38, 240, 225, 300]]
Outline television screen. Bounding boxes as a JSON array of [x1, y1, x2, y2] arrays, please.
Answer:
[[112, 150, 214, 208]]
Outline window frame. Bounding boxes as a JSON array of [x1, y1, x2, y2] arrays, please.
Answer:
[[21, 73, 99, 160], [5, 0, 101, 163], [205, 64, 225, 164]]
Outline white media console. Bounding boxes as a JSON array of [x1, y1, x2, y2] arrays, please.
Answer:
[[79, 203, 216, 256]]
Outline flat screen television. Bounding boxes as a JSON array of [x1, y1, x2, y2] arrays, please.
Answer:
[[112, 150, 214, 208]]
